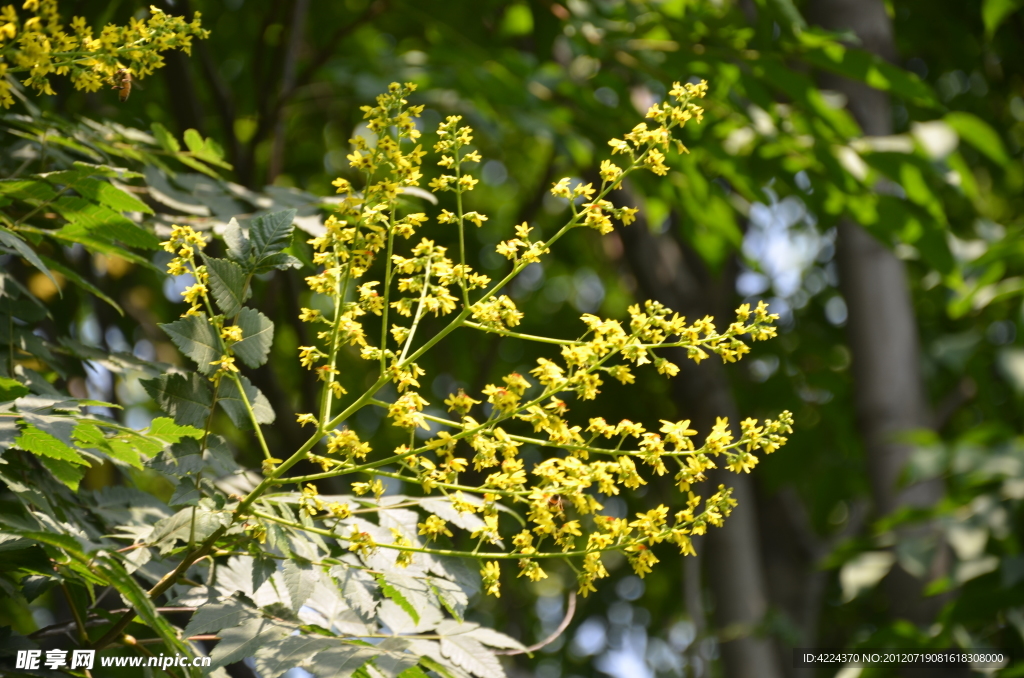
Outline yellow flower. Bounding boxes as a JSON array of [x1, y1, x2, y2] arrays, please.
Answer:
[[626, 544, 659, 578], [599, 159, 622, 183], [210, 355, 239, 373], [328, 502, 352, 519], [518, 559, 548, 582], [481, 561, 501, 597], [221, 325, 243, 343], [298, 345, 325, 368], [418, 515, 453, 540], [182, 283, 207, 306], [550, 177, 572, 199], [299, 308, 322, 323]]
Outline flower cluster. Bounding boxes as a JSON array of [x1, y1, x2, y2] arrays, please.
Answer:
[[160, 224, 250, 384], [0, 1, 207, 107], [254, 81, 793, 602]]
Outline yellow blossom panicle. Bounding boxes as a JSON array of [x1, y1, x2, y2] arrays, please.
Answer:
[[251, 81, 795, 605], [0, 2, 208, 108]]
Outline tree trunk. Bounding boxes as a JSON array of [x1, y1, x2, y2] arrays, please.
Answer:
[[807, 0, 955, 648], [616, 205, 783, 678]]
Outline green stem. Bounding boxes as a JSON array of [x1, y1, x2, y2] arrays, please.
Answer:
[[321, 316, 655, 479], [379, 209, 397, 376], [12, 183, 74, 227], [454, 151, 470, 310], [227, 373, 273, 460], [91, 533, 226, 650], [398, 257, 432, 363], [462, 322, 583, 345], [251, 508, 658, 560], [60, 583, 89, 645], [319, 259, 351, 424]]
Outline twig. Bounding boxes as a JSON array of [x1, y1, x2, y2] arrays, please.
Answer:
[[494, 591, 576, 655], [29, 608, 199, 639], [60, 583, 89, 645]]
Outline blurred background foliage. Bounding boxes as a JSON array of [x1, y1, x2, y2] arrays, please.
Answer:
[[3, 0, 1024, 676]]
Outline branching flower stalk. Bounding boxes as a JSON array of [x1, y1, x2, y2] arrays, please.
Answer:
[[0, 0, 208, 107], [149, 80, 793, 615]]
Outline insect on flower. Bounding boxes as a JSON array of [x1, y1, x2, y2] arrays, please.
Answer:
[[111, 69, 132, 102], [547, 494, 565, 514]]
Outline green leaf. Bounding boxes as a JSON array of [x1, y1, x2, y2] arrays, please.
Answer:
[[169, 476, 202, 506], [148, 437, 206, 478], [151, 503, 231, 554], [21, 574, 57, 603], [234, 308, 274, 368], [72, 422, 143, 469], [252, 555, 277, 593], [862, 153, 946, 223], [43, 226, 157, 269], [253, 635, 335, 678], [224, 217, 250, 265], [797, 33, 937, 108], [183, 129, 206, 155], [0, 178, 59, 202], [161, 313, 221, 375], [204, 256, 249, 317], [53, 196, 160, 249], [15, 424, 87, 465], [438, 634, 503, 678], [415, 656, 459, 678], [147, 417, 204, 443], [983, 0, 1024, 35], [286, 227, 314, 270], [333, 565, 379, 618], [216, 375, 275, 428], [175, 154, 222, 179], [70, 177, 154, 214], [37, 456, 86, 491], [375, 573, 422, 625], [184, 599, 257, 636], [944, 112, 1009, 166], [249, 210, 297, 266], [141, 373, 213, 428], [151, 122, 181, 153], [68, 161, 143, 180], [211, 617, 289, 669], [0, 227, 60, 290], [205, 434, 240, 475], [183, 129, 232, 169], [309, 646, 378, 678], [39, 255, 123, 315], [98, 557, 192, 657], [368, 641, 419, 678], [254, 252, 302, 274], [755, 58, 861, 138], [11, 529, 87, 556], [464, 626, 525, 651], [0, 377, 30, 401], [763, 0, 806, 31], [282, 558, 316, 610], [429, 578, 468, 622]]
